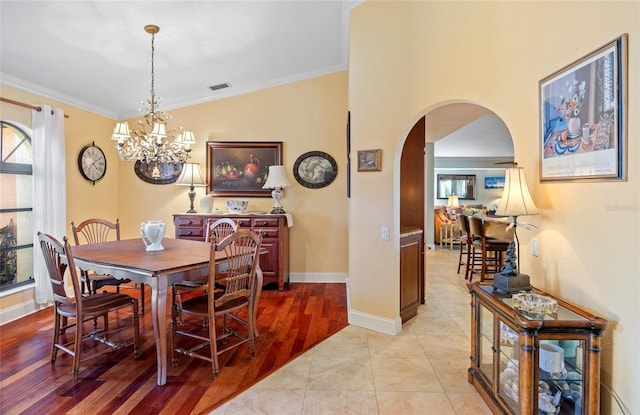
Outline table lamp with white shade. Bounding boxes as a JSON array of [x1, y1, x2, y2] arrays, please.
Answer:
[[493, 166, 539, 293], [262, 165, 291, 214], [176, 162, 207, 213]]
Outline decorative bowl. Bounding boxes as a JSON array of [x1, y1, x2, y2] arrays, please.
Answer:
[[224, 200, 249, 214]]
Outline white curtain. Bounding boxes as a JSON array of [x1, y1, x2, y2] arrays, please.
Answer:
[[32, 105, 66, 304]]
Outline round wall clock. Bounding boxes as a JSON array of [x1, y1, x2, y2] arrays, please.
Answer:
[[78, 142, 106, 185], [293, 151, 337, 189]]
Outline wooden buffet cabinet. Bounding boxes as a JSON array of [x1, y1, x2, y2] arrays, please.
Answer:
[[468, 282, 608, 415], [400, 227, 424, 322], [173, 213, 290, 290]]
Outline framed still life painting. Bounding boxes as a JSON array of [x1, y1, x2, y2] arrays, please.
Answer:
[[539, 34, 627, 182], [206, 141, 283, 197]]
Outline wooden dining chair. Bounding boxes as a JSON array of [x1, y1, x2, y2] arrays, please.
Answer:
[[171, 229, 261, 378], [38, 232, 140, 379], [467, 216, 511, 282], [171, 218, 240, 327], [205, 217, 239, 243], [71, 218, 145, 313]]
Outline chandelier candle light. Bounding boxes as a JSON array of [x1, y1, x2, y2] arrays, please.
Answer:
[[493, 166, 539, 293], [262, 165, 291, 214], [112, 25, 195, 164], [176, 163, 207, 213]]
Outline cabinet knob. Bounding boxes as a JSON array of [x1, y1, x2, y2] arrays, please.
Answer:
[[187, 231, 192, 235], [262, 221, 268, 225], [262, 231, 268, 236], [187, 220, 193, 225]]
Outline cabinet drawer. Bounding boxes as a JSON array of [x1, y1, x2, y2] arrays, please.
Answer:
[[175, 217, 205, 227], [236, 218, 252, 228], [254, 228, 279, 239], [176, 227, 204, 238], [252, 217, 280, 228]]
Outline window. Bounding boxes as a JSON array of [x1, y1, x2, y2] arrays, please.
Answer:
[[1, 121, 34, 292]]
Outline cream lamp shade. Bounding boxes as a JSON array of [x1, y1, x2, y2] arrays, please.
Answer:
[[495, 167, 539, 217], [262, 165, 291, 214], [176, 163, 207, 213], [493, 166, 538, 293], [447, 194, 460, 208]]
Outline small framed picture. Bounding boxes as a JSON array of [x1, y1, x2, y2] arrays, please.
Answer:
[[484, 176, 505, 189], [357, 149, 381, 172]]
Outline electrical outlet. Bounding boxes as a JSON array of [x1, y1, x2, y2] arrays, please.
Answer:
[[531, 238, 539, 257], [381, 227, 389, 241]]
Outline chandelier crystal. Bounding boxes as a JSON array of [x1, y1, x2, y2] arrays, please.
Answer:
[[112, 25, 195, 164]]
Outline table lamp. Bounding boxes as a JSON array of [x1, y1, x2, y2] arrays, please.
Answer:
[[493, 166, 539, 293], [262, 165, 291, 214], [447, 194, 460, 208], [176, 162, 207, 213]]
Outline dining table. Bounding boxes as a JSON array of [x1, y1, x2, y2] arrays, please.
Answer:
[[70, 237, 262, 386]]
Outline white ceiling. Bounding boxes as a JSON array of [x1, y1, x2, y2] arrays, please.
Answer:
[[1, 0, 361, 120], [1, 1, 512, 158]]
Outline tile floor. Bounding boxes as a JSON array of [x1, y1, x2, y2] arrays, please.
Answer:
[[209, 247, 492, 415]]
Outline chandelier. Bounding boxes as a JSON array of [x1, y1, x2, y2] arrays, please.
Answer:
[[111, 24, 195, 164]]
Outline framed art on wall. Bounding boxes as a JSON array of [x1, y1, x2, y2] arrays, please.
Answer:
[[357, 149, 381, 172], [293, 151, 337, 189], [540, 34, 627, 182], [484, 176, 505, 189], [206, 141, 282, 197], [134, 160, 183, 184]]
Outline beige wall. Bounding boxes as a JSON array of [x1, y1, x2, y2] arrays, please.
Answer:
[[117, 71, 349, 273], [1, 71, 348, 317], [348, 1, 639, 413]]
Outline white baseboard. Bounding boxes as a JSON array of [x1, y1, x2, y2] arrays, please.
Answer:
[[289, 272, 347, 283], [347, 309, 402, 335], [0, 299, 49, 326]]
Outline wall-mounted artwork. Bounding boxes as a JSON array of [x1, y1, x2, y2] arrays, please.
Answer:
[[540, 34, 627, 182], [206, 141, 282, 197], [484, 176, 505, 189], [357, 149, 381, 172]]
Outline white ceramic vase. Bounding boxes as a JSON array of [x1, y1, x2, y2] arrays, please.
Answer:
[[140, 220, 166, 251], [200, 194, 214, 213]]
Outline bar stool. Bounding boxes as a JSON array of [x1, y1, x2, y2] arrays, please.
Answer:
[[456, 214, 475, 278], [467, 216, 511, 282]]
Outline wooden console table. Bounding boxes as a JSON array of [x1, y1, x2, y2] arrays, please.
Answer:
[[468, 282, 607, 414], [173, 213, 290, 290]]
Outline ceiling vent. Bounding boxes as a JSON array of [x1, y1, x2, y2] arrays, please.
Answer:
[[209, 83, 231, 91]]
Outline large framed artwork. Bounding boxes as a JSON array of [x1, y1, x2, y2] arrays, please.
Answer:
[[540, 34, 627, 182], [206, 141, 283, 197]]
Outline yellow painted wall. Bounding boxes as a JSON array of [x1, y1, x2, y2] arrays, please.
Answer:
[[1, 71, 348, 317], [348, 1, 639, 413], [117, 71, 349, 273]]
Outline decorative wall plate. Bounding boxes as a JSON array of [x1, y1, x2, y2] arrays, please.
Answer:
[[134, 160, 183, 184], [293, 151, 337, 189]]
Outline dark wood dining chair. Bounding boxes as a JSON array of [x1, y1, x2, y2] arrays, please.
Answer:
[[171, 229, 261, 378], [38, 232, 140, 379], [467, 216, 511, 282], [172, 218, 240, 327], [71, 218, 145, 313]]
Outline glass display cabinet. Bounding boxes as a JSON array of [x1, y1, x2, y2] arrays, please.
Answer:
[[468, 282, 608, 415]]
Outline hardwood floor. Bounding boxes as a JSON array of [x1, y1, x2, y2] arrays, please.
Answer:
[[0, 283, 348, 414]]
